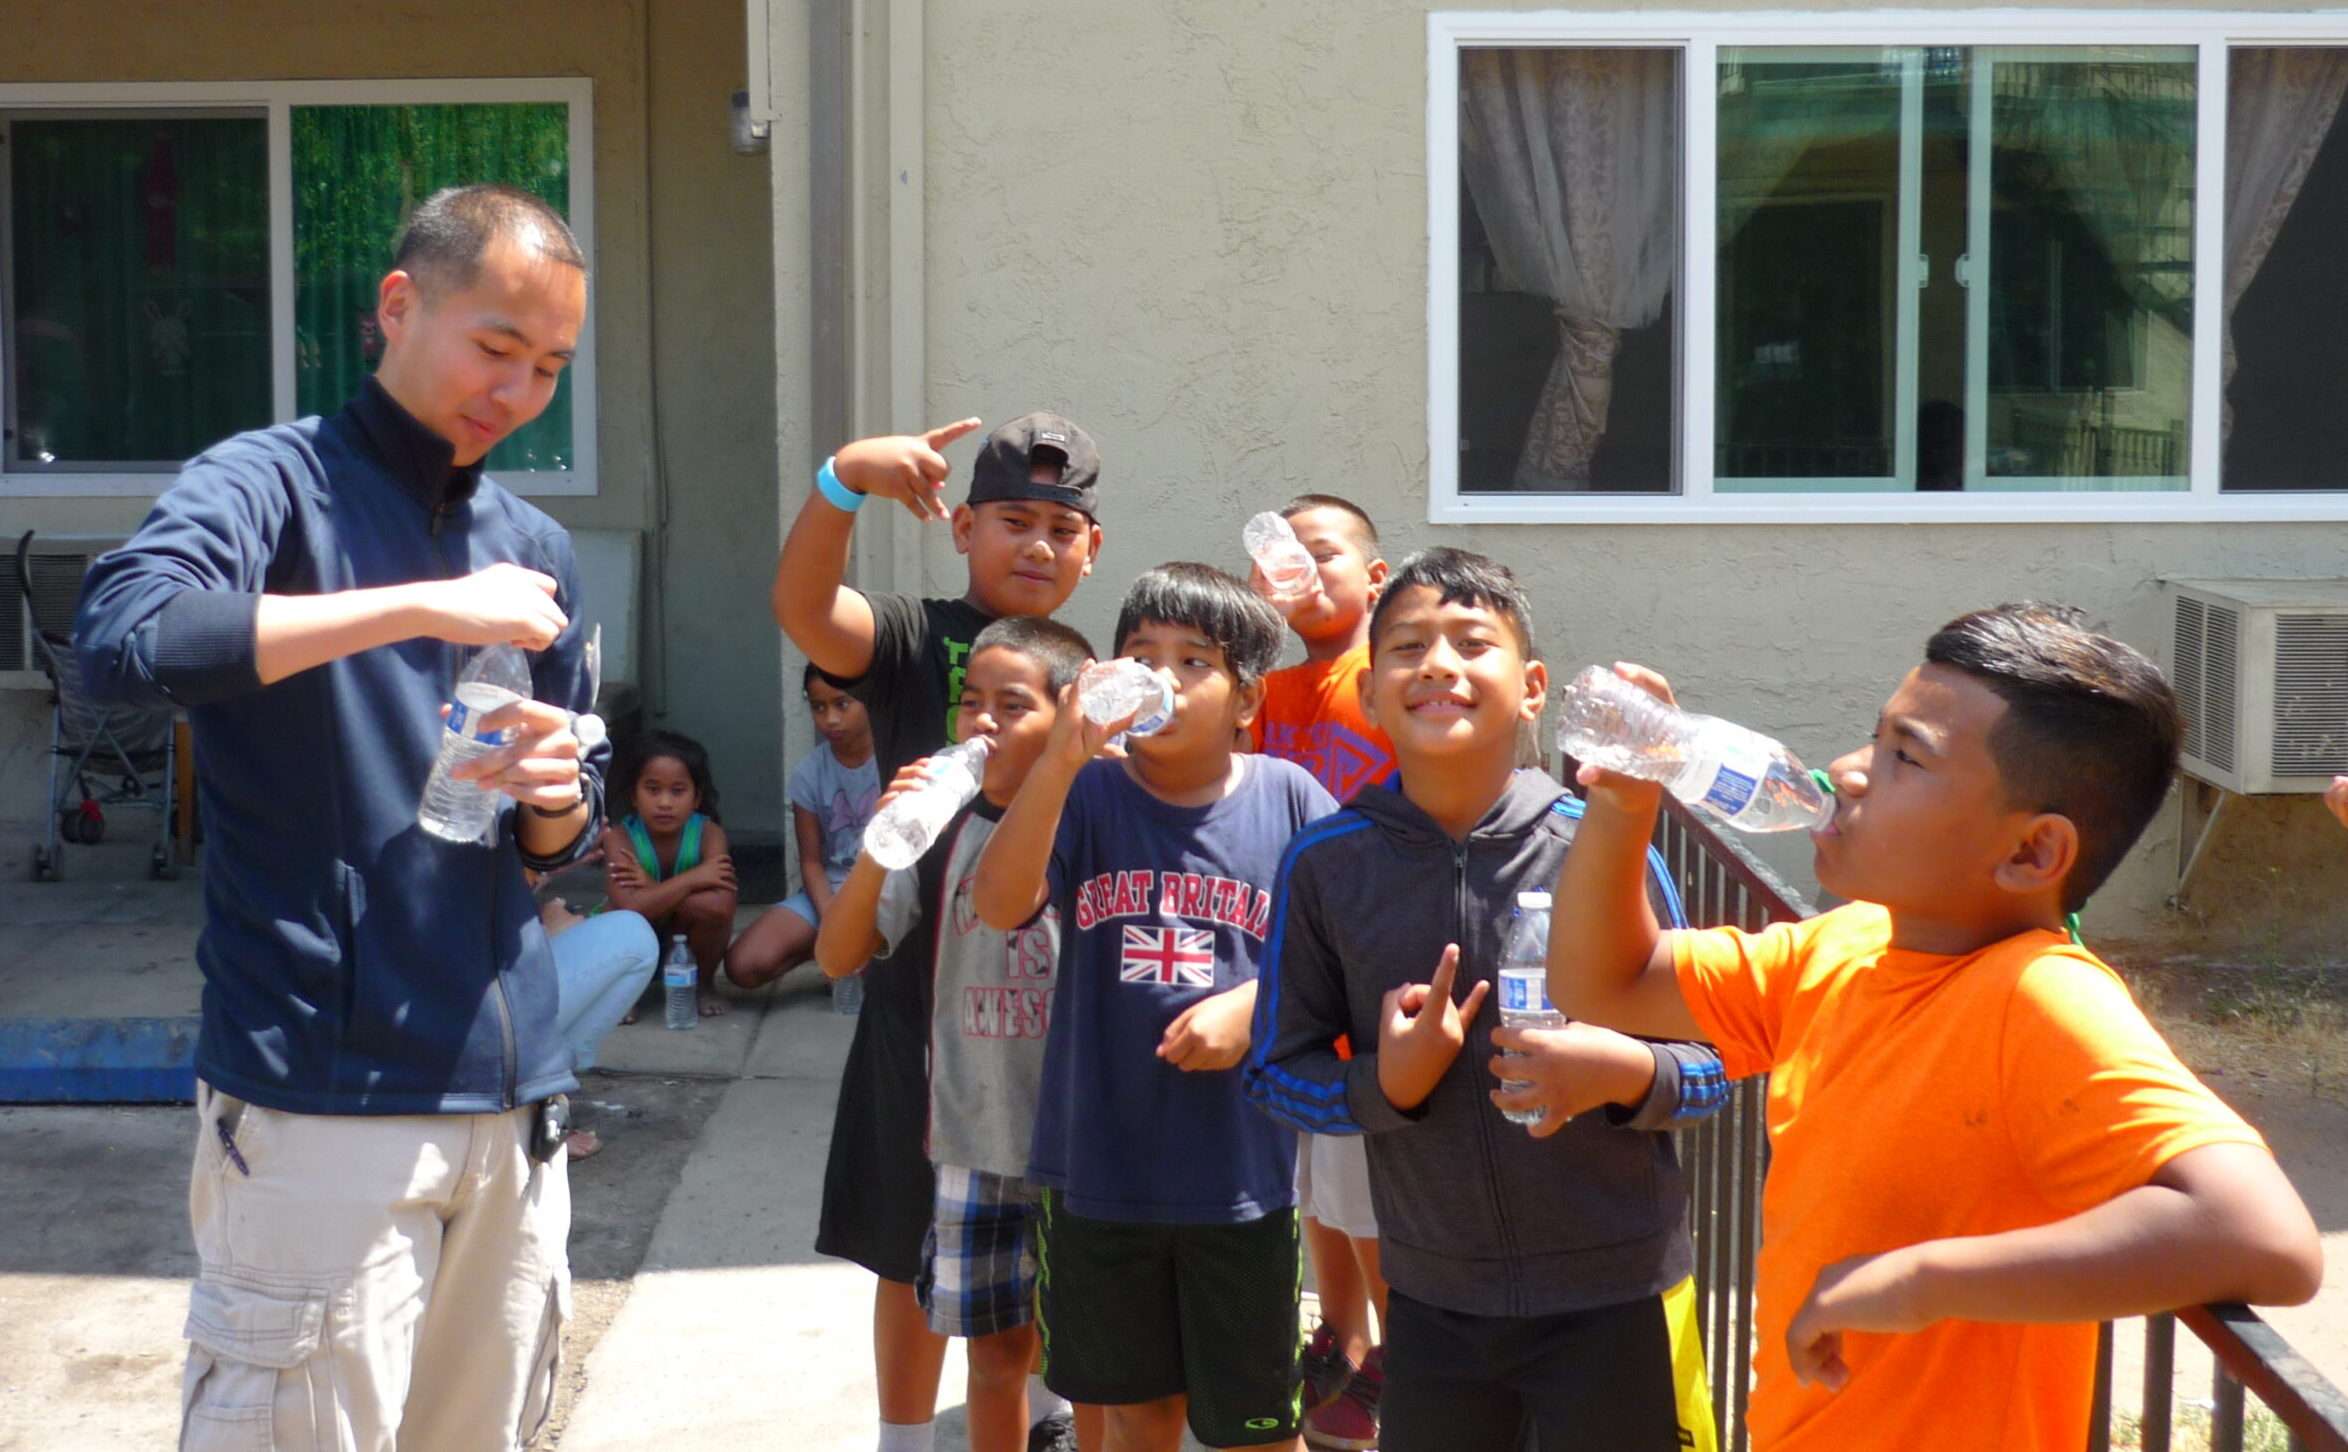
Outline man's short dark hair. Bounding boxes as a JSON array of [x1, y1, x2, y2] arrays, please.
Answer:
[[971, 615, 1096, 695], [1924, 603, 2181, 913], [1368, 547, 1536, 660], [1114, 563, 1285, 687], [392, 184, 586, 298], [1280, 493, 1379, 552]]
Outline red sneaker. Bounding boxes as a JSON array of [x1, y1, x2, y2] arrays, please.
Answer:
[[1304, 1345, 1381, 1450], [1299, 1321, 1356, 1411]]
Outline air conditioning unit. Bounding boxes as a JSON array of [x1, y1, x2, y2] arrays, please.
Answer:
[[2164, 579, 2348, 795], [2, 538, 126, 675]]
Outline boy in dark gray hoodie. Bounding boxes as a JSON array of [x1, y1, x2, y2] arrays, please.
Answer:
[[1244, 548, 1725, 1452]]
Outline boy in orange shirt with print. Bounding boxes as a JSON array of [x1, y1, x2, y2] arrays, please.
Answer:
[[1544, 603, 2322, 1452], [1251, 495, 1395, 804], [1246, 494, 1393, 1449]]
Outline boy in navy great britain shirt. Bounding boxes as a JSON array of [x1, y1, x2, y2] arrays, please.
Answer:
[[975, 564, 1336, 1452]]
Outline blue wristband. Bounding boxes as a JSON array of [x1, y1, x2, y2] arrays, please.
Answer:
[[815, 456, 864, 513]]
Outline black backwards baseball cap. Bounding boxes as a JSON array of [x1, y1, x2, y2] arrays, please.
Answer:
[[967, 412, 1100, 519]]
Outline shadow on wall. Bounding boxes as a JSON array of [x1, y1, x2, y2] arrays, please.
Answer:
[[2109, 791, 2348, 964]]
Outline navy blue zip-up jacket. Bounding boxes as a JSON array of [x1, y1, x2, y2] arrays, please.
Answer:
[[74, 379, 605, 1116], [1245, 770, 1723, 1318]]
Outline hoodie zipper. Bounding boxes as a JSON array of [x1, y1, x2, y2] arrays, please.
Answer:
[[1455, 834, 1523, 1310], [433, 484, 518, 1109]]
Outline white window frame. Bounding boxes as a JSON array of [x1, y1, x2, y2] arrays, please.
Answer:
[[1429, 11, 2348, 524], [0, 77, 596, 499]]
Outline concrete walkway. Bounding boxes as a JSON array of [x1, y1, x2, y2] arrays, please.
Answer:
[[561, 992, 981, 1449], [565, 981, 1225, 1451]]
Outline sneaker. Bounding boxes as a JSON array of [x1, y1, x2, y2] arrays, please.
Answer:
[[1299, 1321, 1356, 1412], [1303, 1345, 1381, 1451], [1026, 1406, 1077, 1452]]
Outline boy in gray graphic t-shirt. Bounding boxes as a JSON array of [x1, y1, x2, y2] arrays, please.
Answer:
[[814, 616, 1090, 1452]]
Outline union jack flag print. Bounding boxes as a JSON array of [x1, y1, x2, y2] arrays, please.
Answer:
[[1119, 924, 1215, 987]]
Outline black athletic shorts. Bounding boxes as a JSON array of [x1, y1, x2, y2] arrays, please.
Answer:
[[1034, 1190, 1302, 1447], [1379, 1286, 1692, 1452], [813, 949, 935, 1282]]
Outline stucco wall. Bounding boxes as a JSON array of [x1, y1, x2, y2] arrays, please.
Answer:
[[2, 0, 785, 836], [897, 0, 2348, 956], [644, 0, 785, 839]]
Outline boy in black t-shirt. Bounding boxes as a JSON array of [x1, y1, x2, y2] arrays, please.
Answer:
[[774, 412, 1106, 778], [776, 412, 1103, 1452]]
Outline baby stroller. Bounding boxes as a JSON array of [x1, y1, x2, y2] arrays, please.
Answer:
[[13, 531, 178, 881]]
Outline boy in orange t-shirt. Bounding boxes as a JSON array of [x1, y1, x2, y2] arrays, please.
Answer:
[[1244, 494, 1394, 1445], [1250, 495, 1396, 803], [1543, 604, 2322, 1452]]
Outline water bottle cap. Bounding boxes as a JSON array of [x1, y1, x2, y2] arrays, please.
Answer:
[[1517, 891, 1553, 909], [671, 934, 688, 944]]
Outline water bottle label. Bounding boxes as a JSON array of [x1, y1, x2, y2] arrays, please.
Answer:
[[1698, 736, 1769, 817], [664, 962, 694, 988], [1701, 763, 1760, 816], [1497, 968, 1552, 1015], [444, 697, 505, 745]]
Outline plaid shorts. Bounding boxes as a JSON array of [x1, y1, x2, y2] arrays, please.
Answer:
[[916, 1165, 1038, 1338]]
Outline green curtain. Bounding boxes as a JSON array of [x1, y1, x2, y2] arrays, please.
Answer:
[[291, 103, 573, 473], [8, 116, 270, 466]]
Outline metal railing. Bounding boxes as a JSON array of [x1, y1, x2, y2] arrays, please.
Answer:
[[1651, 793, 1807, 1452], [1644, 792, 2348, 1452], [2092, 1308, 2348, 1452]]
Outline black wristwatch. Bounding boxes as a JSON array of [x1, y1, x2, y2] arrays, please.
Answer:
[[521, 800, 582, 819]]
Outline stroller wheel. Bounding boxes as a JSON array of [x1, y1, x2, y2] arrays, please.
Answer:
[[59, 810, 84, 845], [31, 844, 58, 882]]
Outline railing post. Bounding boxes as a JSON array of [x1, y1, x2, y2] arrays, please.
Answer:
[[2144, 1312, 2174, 1452], [2089, 1322, 2113, 1452], [2213, 1365, 2247, 1452]]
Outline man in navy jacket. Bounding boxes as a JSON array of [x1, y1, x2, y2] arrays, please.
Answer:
[[76, 184, 603, 1452]]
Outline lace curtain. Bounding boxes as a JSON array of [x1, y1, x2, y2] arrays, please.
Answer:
[[1460, 50, 1677, 490]]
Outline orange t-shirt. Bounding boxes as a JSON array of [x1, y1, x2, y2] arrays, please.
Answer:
[[1249, 643, 1395, 804], [1674, 903, 2264, 1452]]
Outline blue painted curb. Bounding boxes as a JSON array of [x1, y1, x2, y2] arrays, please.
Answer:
[[0, 1017, 199, 1103]]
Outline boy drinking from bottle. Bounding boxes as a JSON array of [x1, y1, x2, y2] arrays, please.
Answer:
[[1244, 548, 1724, 1452], [973, 564, 1338, 1452], [816, 616, 1099, 1452], [1244, 493, 1395, 1447], [1548, 604, 2322, 1452]]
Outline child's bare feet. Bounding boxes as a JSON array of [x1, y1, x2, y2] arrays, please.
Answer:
[[698, 987, 731, 1017], [620, 1007, 638, 1025], [565, 1127, 602, 1160]]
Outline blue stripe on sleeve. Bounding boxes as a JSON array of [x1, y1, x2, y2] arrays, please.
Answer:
[[1245, 811, 1376, 1134]]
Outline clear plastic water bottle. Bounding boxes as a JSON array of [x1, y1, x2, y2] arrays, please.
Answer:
[[1495, 891, 1566, 1126], [863, 737, 995, 871], [1075, 659, 1176, 738], [1242, 512, 1318, 601], [831, 969, 865, 1017], [419, 644, 533, 843], [662, 934, 696, 1031], [1555, 665, 1833, 834]]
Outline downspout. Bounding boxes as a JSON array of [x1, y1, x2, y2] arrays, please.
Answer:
[[810, 0, 853, 472], [885, 0, 927, 597]]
